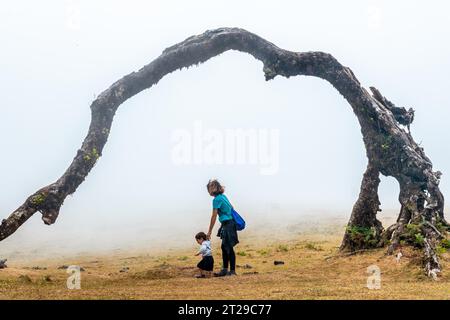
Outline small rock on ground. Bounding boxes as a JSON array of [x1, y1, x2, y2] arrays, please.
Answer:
[[57, 265, 85, 271], [32, 266, 47, 270]]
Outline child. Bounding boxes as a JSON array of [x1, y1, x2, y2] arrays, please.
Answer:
[[194, 232, 214, 278]]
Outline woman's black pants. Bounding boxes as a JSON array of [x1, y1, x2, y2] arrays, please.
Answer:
[[221, 244, 236, 271]]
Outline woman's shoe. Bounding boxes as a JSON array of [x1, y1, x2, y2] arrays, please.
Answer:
[[214, 269, 228, 277], [227, 270, 237, 276]]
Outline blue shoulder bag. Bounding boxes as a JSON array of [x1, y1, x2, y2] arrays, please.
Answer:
[[224, 196, 246, 231], [231, 208, 246, 231]]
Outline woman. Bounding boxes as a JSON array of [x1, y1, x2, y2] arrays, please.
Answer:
[[206, 179, 239, 276]]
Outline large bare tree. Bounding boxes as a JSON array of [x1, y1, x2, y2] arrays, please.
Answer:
[[1, 28, 448, 277]]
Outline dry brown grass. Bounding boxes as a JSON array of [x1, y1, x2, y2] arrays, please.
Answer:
[[0, 217, 449, 299]]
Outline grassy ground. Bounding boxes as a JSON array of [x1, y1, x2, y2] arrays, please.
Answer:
[[0, 217, 449, 299]]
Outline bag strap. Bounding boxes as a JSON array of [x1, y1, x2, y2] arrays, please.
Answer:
[[223, 195, 234, 209]]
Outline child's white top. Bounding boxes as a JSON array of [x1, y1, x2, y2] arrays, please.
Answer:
[[199, 240, 212, 257]]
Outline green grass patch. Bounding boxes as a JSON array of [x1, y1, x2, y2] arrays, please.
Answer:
[[257, 249, 270, 256], [277, 245, 289, 252], [346, 225, 379, 247], [304, 242, 323, 251]]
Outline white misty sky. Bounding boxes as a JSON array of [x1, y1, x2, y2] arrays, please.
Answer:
[[0, 0, 449, 253]]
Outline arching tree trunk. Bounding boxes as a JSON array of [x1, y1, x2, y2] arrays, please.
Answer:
[[341, 87, 448, 278], [1, 28, 447, 277], [340, 162, 383, 252]]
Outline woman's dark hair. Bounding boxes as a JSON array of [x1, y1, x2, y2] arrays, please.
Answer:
[[206, 179, 225, 196], [195, 232, 208, 241]]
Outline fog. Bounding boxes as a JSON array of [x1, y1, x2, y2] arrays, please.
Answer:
[[1, 0, 449, 258]]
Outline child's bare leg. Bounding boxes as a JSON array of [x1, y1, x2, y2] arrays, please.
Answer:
[[194, 268, 202, 278]]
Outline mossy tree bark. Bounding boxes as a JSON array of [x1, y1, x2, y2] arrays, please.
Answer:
[[341, 86, 448, 278], [340, 162, 383, 252], [1, 28, 447, 277]]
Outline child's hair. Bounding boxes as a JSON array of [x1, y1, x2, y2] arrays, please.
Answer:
[[206, 179, 225, 196], [195, 232, 208, 241]]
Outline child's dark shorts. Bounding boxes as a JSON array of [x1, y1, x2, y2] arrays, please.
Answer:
[[197, 256, 214, 271]]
